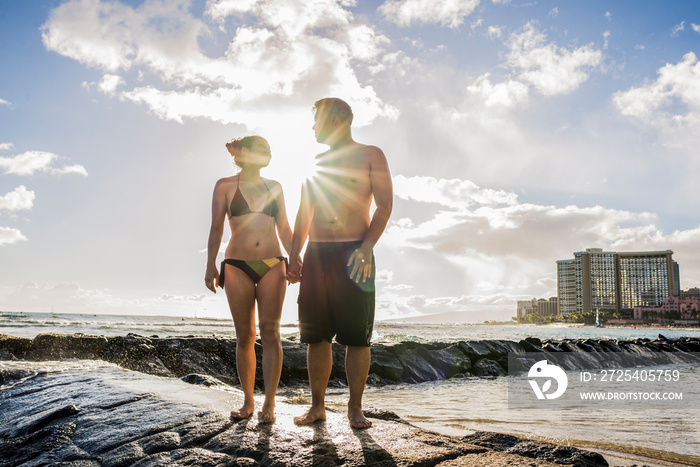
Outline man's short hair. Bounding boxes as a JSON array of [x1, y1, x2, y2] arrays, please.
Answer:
[[313, 98, 353, 125]]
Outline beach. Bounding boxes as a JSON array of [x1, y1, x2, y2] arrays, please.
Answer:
[[1, 312, 700, 466]]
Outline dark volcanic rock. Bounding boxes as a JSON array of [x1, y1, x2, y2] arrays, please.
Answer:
[[458, 340, 493, 359], [419, 344, 472, 378], [0, 349, 17, 361], [396, 346, 445, 383], [103, 334, 159, 365], [280, 340, 308, 381], [471, 358, 506, 377], [4, 333, 700, 390], [26, 333, 109, 360], [181, 373, 227, 387], [463, 431, 608, 467], [124, 356, 175, 377], [7, 333, 697, 465], [172, 348, 239, 386], [0, 334, 32, 358], [0, 366, 609, 467], [368, 345, 404, 382]]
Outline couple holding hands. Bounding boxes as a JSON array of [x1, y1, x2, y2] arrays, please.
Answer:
[[204, 98, 393, 429]]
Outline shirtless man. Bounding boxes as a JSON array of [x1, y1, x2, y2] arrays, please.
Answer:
[[286, 98, 393, 429]]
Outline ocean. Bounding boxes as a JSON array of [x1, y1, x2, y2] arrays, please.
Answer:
[[2, 311, 699, 466]]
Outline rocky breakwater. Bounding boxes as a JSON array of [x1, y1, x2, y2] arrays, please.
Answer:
[[0, 360, 609, 466], [1, 333, 699, 387]]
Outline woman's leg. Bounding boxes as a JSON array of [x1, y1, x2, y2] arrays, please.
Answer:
[[254, 261, 286, 422], [223, 263, 257, 419]]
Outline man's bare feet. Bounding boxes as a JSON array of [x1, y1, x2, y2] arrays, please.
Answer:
[[348, 407, 372, 429], [230, 402, 254, 420], [293, 406, 326, 425], [258, 401, 276, 424]]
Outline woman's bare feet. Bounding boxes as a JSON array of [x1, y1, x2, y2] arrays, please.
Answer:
[[348, 407, 372, 429], [258, 400, 276, 424], [230, 402, 255, 420], [293, 406, 326, 425]]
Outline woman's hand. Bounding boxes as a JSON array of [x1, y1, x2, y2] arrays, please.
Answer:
[[286, 256, 303, 284], [205, 264, 220, 292]]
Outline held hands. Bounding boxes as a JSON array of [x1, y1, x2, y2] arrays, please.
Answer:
[[205, 265, 220, 293], [348, 246, 373, 283], [286, 256, 303, 284]]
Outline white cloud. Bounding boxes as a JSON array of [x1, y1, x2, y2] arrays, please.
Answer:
[[379, 0, 480, 29], [381, 174, 700, 316], [98, 73, 125, 95], [0, 150, 88, 176], [205, 0, 259, 22], [613, 52, 700, 125], [42, 0, 397, 130], [160, 293, 206, 301], [692, 23, 700, 34], [0, 186, 35, 212], [0, 143, 13, 151], [466, 22, 603, 112], [0, 227, 27, 246], [487, 25, 501, 39], [60, 165, 90, 176], [672, 21, 685, 36], [1, 281, 117, 310], [467, 73, 529, 107], [0, 98, 11, 107], [0, 281, 230, 318], [394, 175, 518, 208], [506, 22, 603, 96]]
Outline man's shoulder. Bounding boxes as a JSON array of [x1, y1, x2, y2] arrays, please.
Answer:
[[361, 144, 386, 158], [353, 144, 387, 168], [316, 142, 385, 162], [352, 142, 384, 154]]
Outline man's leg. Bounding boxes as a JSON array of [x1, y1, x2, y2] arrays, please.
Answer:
[[346, 345, 372, 429], [294, 340, 333, 425]]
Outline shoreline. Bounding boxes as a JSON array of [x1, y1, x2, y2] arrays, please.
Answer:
[[2, 360, 694, 467], [3, 333, 700, 466]]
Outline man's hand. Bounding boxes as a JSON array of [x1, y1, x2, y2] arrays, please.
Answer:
[[348, 246, 373, 283], [286, 256, 303, 284]]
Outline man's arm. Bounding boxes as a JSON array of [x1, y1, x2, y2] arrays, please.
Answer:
[[287, 181, 314, 283], [348, 147, 393, 283]]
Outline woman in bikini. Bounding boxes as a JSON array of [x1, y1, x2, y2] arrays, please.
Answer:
[[204, 135, 293, 423]]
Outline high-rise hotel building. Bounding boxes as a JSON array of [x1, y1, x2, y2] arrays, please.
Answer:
[[556, 248, 677, 316]]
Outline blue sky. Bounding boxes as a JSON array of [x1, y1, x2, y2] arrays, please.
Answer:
[[2, 0, 700, 323]]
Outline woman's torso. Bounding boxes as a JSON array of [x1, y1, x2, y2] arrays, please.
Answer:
[[224, 175, 282, 260]]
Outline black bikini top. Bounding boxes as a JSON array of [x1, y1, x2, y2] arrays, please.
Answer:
[[229, 176, 278, 218]]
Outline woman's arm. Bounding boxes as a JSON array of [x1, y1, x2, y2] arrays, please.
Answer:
[[272, 181, 294, 256], [205, 179, 229, 292]]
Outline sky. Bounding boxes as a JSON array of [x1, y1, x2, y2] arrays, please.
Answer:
[[2, 0, 700, 324]]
